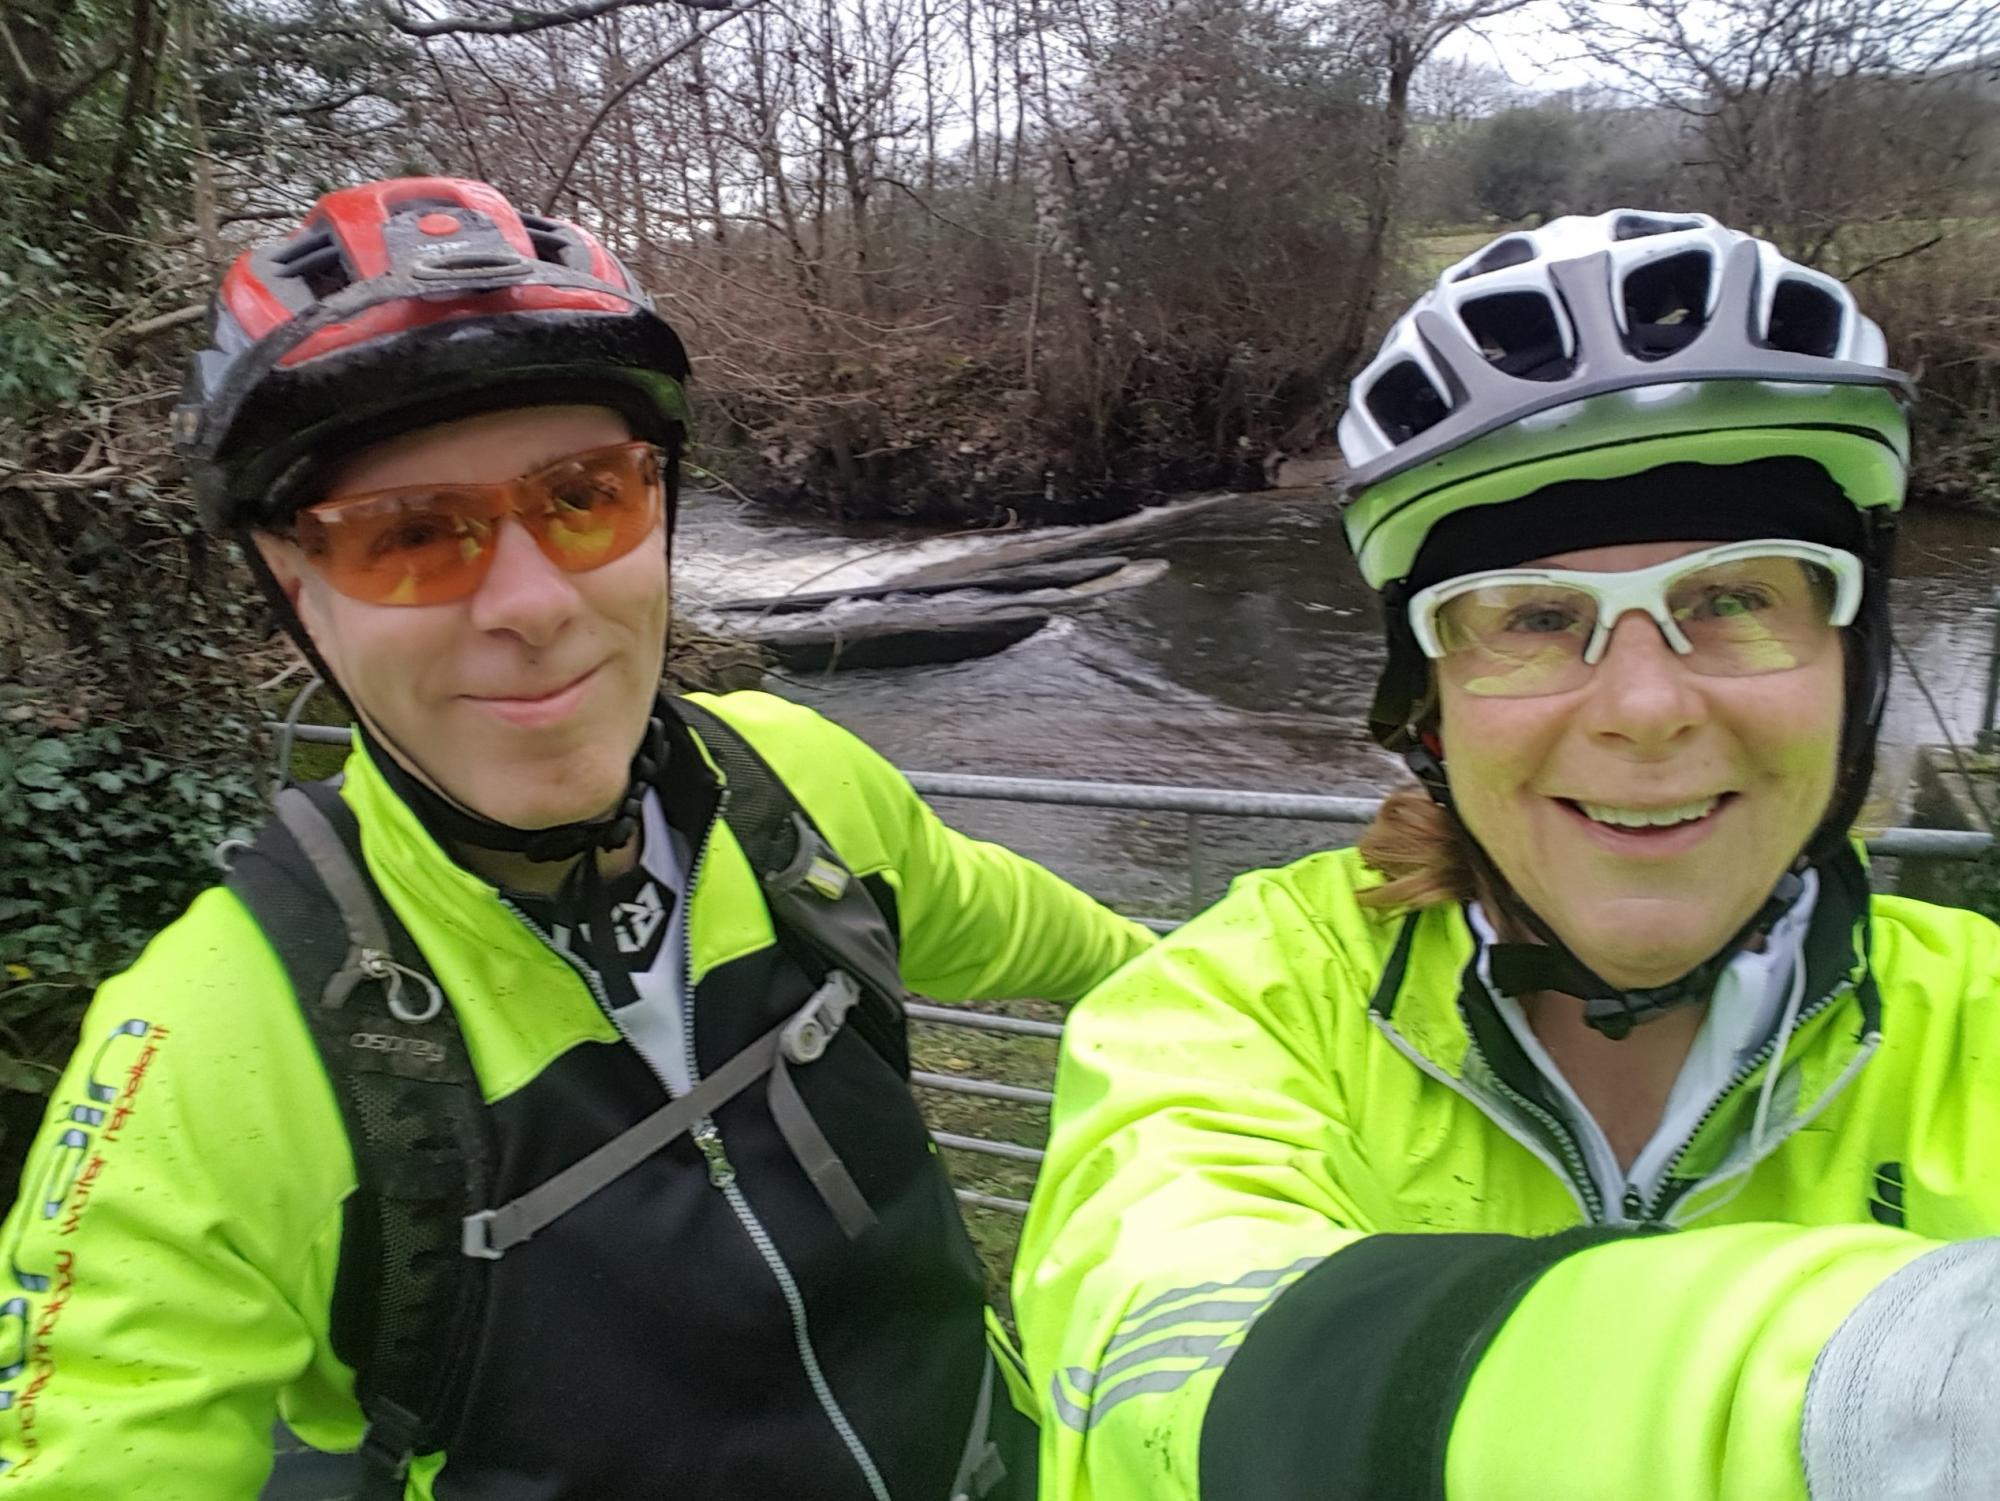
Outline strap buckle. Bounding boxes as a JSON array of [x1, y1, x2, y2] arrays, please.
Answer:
[[460, 1208, 505, 1260], [781, 971, 862, 1064], [356, 1396, 425, 1490]]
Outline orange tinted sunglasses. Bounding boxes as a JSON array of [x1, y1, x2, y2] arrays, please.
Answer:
[[292, 441, 665, 606]]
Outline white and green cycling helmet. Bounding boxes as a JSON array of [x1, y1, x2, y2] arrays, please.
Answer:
[[1336, 210, 1918, 1034], [1340, 209, 1912, 591], [1339, 210, 1913, 770]]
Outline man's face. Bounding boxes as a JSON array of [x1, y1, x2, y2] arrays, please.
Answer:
[[257, 405, 670, 832]]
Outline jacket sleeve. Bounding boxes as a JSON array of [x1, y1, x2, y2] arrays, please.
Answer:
[[1014, 868, 1954, 1501], [694, 691, 1154, 1002], [0, 888, 359, 1497]]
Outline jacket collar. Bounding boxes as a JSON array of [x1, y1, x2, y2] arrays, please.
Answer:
[[1367, 845, 1881, 1211]]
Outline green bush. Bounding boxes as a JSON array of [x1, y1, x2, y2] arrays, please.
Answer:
[[0, 468, 271, 1097], [0, 714, 263, 1034], [0, 228, 90, 415]]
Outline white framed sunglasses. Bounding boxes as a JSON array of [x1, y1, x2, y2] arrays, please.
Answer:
[[1407, 538, 1864, 700]]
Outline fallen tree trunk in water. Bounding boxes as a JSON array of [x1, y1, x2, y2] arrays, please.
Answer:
[[709, 556, 1128, 615], [738, 610, 1050, 672]]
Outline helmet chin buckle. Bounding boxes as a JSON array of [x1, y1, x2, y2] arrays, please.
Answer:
[[1490, 940, 1723, 1040], [1486, 870, 1806, 1041], [361, 710, 667, 868]]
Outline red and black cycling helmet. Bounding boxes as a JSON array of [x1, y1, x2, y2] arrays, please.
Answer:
[[174, 177, 691, 532]]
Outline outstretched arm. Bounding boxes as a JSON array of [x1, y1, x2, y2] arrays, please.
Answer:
[[1017, 867, 1996, 1501], [692, 690, 1155, 1003]]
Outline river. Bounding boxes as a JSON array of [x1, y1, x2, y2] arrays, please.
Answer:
[[676, 491, 2000, 922]]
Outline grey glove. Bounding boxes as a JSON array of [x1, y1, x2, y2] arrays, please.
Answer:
[[1802, 1239, 2000, 1500]]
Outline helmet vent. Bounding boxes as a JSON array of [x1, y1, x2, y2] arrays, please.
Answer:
[[1459, 291, 1571, 381], [272, 229, 352, 299], [1367, 359, 1449, 444], [1768, 279, 1843, 357], [519, 213, 580, 268], [1620, 250, 1711, 358], [1613, 212, 1703, 241], [1451, 235, 1534, 283]]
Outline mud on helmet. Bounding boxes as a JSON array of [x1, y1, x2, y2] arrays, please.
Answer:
[[1334, 209, 1915, 1036], [175, 177, 692, 864]]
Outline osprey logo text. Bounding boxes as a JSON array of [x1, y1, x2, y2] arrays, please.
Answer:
[[351, 1032, 449, 1065]]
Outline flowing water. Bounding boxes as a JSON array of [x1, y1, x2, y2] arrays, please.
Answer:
[[677, 491, 2000, 920]]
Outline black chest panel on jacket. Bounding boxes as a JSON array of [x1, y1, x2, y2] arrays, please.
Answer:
[[434, 920, 989, 1500], [233, 699, 999, 1501]]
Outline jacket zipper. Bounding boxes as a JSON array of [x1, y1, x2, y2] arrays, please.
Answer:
[[677, 790, 894, 1501], [499, 793, 892, 1499], [1641, 998, 1831, 1221], [1646, 987, 1877, 1224], [1473, 1048, 1609, 1223], [1370, 1014, 1601, 1221]]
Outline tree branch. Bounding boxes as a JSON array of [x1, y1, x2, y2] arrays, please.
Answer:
[[105, 304, 206, 349], [1842, 232, 1947, 281], [543, 2, 766, 208], [377, 0, 737, 38]]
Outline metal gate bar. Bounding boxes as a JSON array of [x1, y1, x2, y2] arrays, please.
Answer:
[[276, 724, 1995, 858], [271, 720, 1998, 1218]]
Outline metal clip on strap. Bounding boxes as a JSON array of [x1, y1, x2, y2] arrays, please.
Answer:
[[274, 788, 398, 1011], [273, 787, 446, 1023]]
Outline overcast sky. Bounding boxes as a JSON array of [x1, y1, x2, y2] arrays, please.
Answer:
[[1435, 1, 1618, 97]]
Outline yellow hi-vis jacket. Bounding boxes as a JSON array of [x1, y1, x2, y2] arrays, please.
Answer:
[[0, 692, 1152, 1498], [1016, 842, 2000, 1501]]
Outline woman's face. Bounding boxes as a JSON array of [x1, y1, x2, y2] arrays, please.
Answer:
[[1438, 539, 1845, 988]]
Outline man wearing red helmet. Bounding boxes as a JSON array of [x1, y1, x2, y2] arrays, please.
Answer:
[[0, 178, 1152, 1500]]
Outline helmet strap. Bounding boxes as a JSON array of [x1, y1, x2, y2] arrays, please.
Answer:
[[359, 714, 663, 865], [1397, 717, 1810, 1043], [1477, 833, 1806, 1041]]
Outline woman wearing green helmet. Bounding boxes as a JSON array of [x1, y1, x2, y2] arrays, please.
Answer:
[[1014, 212, 2000, 1501]]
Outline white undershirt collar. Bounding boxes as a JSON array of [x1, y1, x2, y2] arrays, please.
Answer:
[[1467, 869, 1820, 1219]]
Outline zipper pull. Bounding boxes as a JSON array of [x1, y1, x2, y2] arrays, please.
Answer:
[[692, 1121, 737, 1189], [1621, 1186, 1645, 1223]]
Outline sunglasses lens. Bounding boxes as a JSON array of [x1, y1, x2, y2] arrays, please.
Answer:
[[295, 443, 663, 606], [1667, 553, 1844, 677], [1425, 548, 1849, 698], [295, 490, 496, 606], [523, 445, 661, 573], [1432, 583, 1599, 697]]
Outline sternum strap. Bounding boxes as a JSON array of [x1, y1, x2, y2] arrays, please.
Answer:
[[464, 975, 878, 1259]]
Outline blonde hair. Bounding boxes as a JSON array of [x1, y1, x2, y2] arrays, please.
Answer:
[[1355, 783, 1478, 912]]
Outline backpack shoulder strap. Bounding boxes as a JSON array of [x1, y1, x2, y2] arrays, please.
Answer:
[[226, 780, 491, 1498], [673, 696, 910, 1076]]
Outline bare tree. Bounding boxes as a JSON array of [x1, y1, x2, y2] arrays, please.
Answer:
[[376, 0, 739, 39], [1283, 0, 1537, 447], [1561, 0, 2000, 265]]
